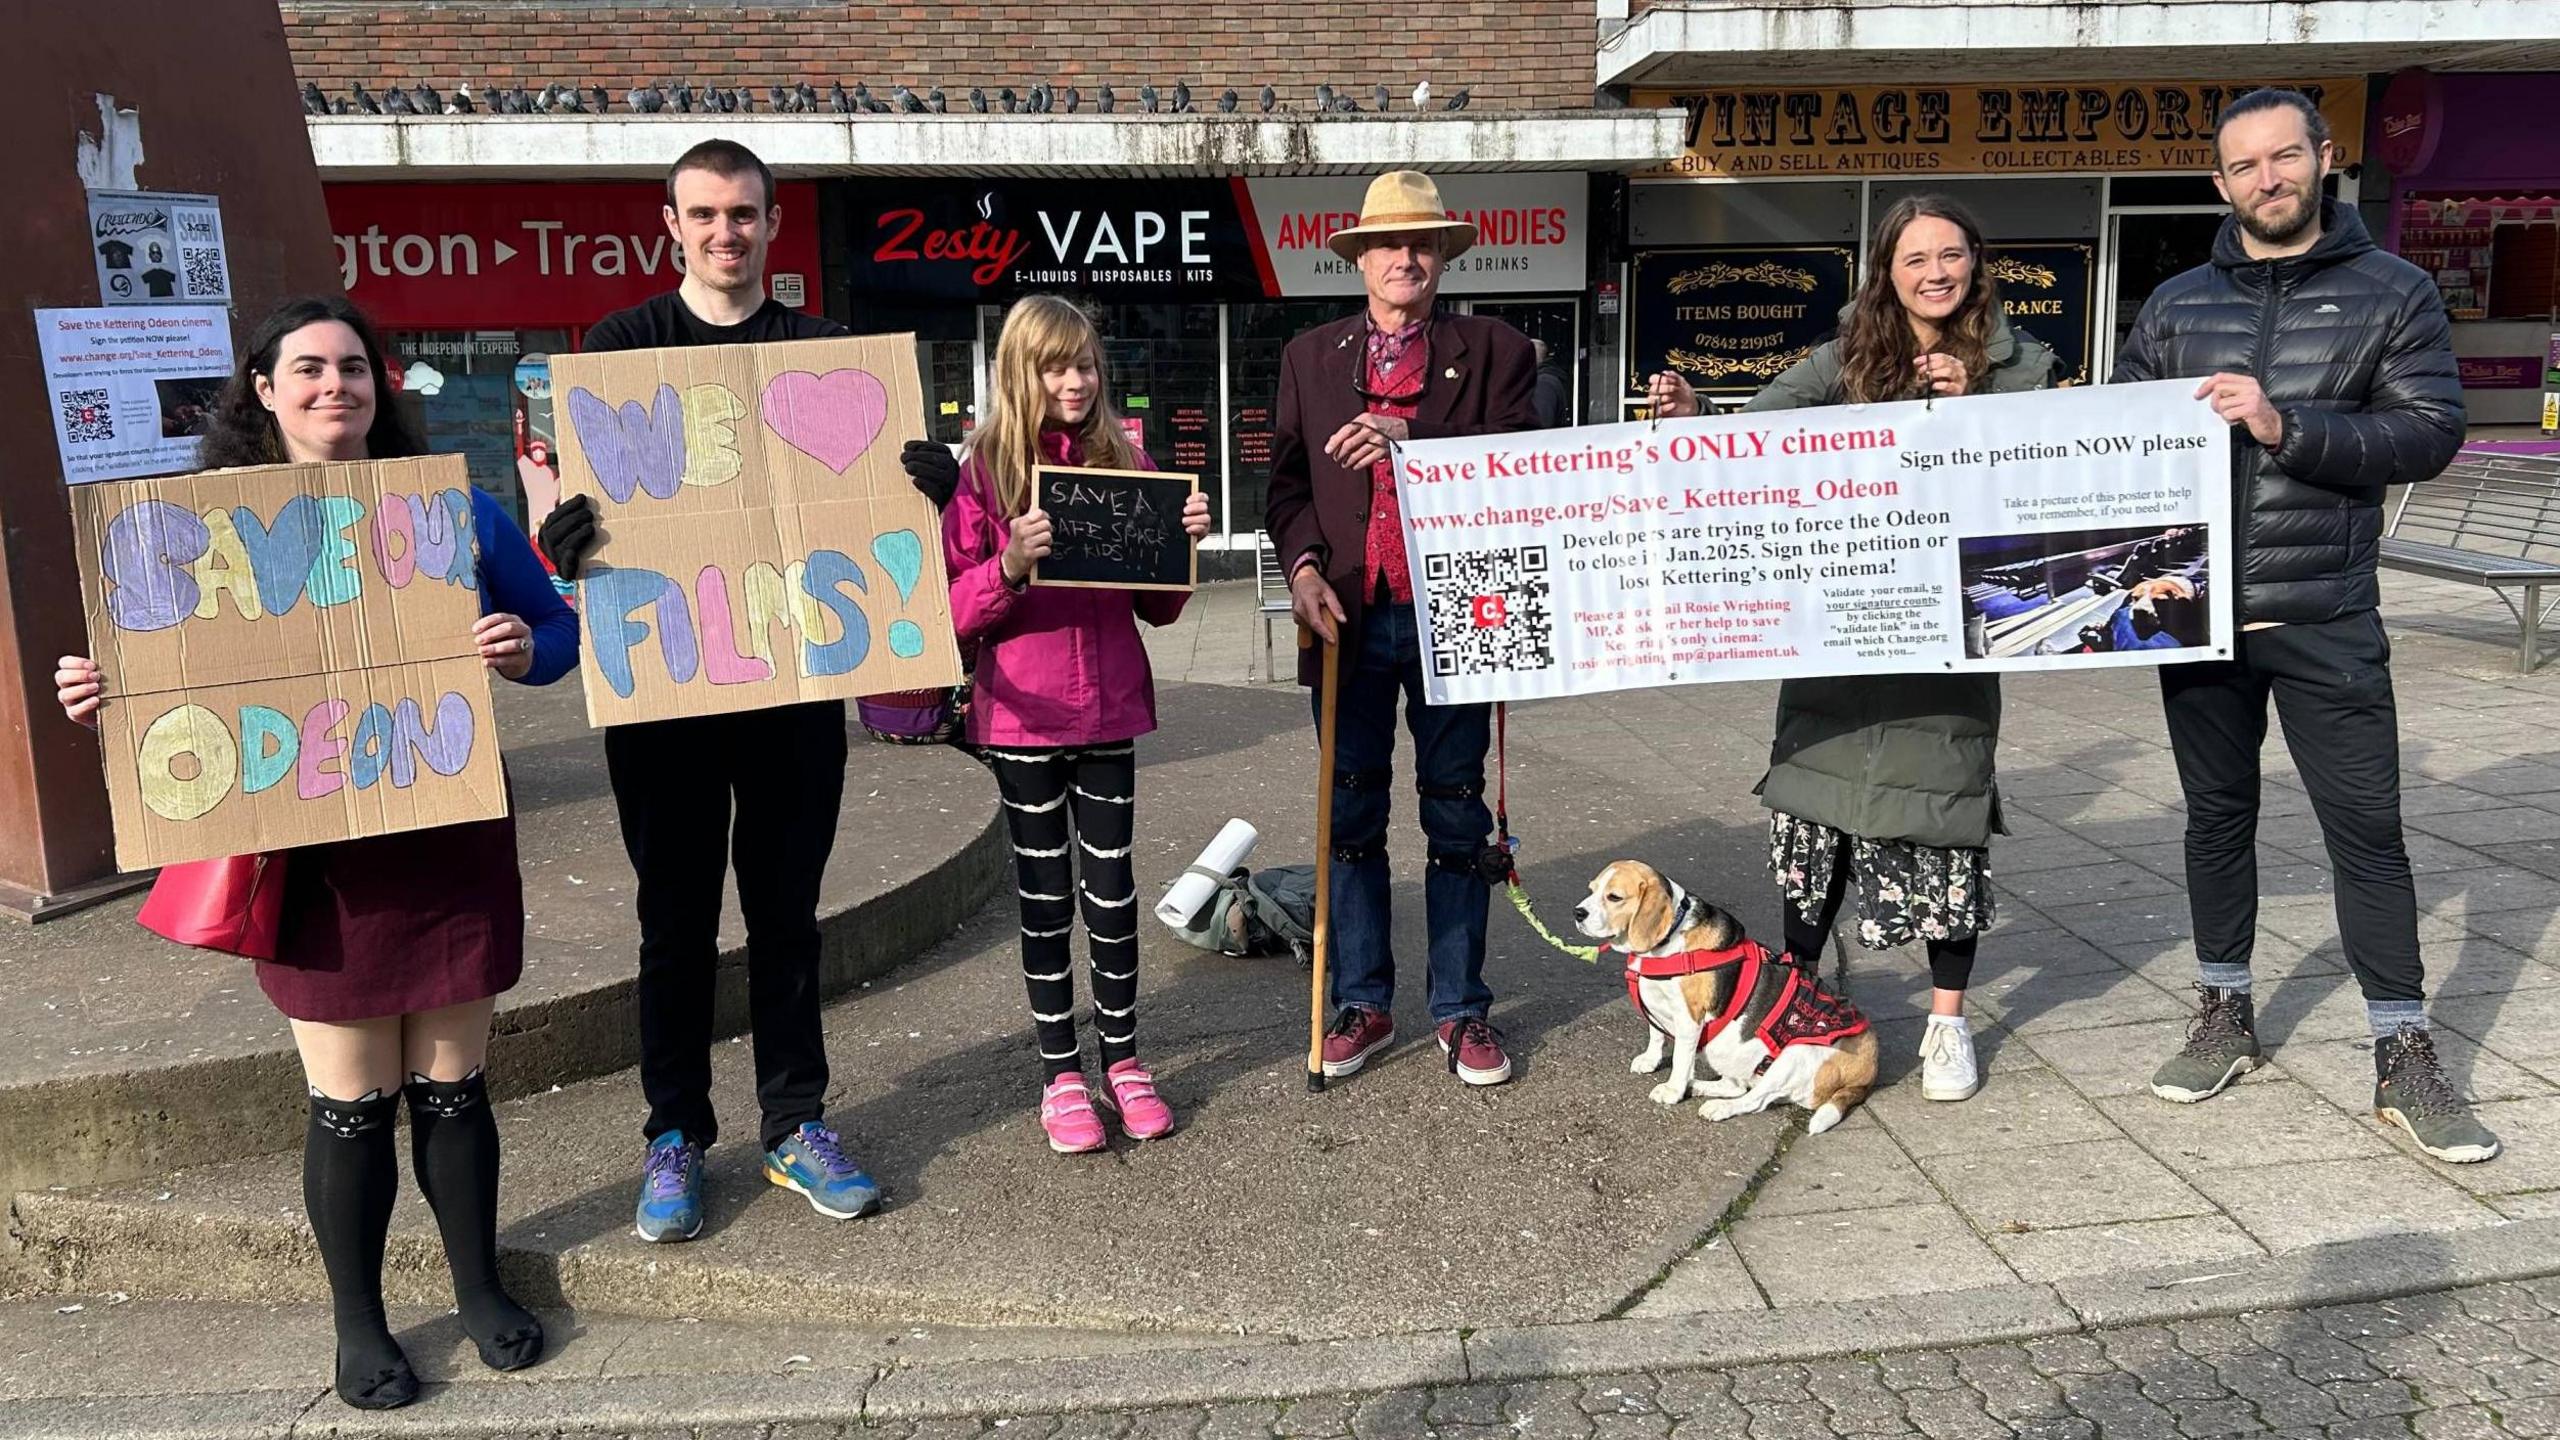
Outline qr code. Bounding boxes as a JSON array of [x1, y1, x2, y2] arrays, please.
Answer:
[[181, 247, 227, 297], [59, 389, 112, 443], [1423, 546, 1555, 678]]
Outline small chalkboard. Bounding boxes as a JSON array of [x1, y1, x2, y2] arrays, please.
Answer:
[[1031, 466, 1198, 592]]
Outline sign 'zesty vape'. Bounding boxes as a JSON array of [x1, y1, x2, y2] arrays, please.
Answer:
[[847, 176, 1587, 300]]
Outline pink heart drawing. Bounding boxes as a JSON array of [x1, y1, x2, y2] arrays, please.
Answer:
[[760, 368, 889, 475]]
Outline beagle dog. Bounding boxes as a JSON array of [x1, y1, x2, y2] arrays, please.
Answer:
[[1575, 860, 1878, 1134]]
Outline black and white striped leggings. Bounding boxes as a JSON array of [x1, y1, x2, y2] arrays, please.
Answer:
[[988, 743, 1139, 1078]]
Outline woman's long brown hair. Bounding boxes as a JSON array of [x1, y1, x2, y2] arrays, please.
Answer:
[[1834, 195, 2002, 406]]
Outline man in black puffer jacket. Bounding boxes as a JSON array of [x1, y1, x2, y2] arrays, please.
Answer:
[[2112, 88, 2496, 1163]]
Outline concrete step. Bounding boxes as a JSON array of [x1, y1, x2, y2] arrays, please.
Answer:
[[0, 1292, 1259, 1439], [0, 682, 1005, 1196]]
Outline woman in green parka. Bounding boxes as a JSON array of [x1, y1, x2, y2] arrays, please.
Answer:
[[1654, 194, 2057, 1105]]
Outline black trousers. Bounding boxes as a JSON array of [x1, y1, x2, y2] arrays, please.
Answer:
[[606, 700, 847, 1152], [2160, 611, 2423, 1003]]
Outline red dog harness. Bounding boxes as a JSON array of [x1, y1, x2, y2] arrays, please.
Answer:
[[1622, 930, 1869, 1059]]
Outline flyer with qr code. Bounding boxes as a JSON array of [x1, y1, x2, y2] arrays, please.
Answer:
[[87, 189, 231, 307], [1392, 379, 2233, 706], [35, 305, 235, 485]]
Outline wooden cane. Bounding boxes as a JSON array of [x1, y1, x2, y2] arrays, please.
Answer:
[[1304, 625, 1341, 1093]]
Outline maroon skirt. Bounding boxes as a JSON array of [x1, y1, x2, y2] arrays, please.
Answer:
[[254, 811, 526, 1023]]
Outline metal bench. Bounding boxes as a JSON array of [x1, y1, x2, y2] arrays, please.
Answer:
[[1254, 529, 1295, 682], [2381, 452, 2560, 673]]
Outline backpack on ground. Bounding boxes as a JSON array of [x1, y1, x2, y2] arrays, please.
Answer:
[[1161, 864, 1316, 961]]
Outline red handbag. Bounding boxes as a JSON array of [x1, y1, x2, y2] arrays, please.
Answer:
[[137, 853, 287, 960]]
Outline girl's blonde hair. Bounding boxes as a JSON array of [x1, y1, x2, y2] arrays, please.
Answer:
[[966, 295, 1136, 517]]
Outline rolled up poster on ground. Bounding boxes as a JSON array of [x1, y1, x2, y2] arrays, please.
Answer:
[[1155, 817, 1260, 928]]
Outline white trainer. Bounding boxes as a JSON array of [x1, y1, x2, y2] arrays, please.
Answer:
[[1920, 1016, 1981, 1102]]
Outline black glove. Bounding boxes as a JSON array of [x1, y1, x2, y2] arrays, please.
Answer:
[[537, 493, 601, 581], [902, 438, 959, 508]]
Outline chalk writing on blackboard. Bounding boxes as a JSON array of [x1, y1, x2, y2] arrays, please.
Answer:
[[1032, 466, 1198, 592]]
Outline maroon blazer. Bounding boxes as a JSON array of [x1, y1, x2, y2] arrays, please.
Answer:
[[1264, 309, 1539, 686]]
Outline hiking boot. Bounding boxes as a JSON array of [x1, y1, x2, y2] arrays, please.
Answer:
[[762, 1122, 882, 1218], [1920, 1017, 1981, 1102], [2375, 1025, 2502, 1164], [1320, 1005, 1395, 1078], [2151, 985, 2262, 1103], [632, 1130, 705, 1243], [1437, 1016, 1513, 1086]]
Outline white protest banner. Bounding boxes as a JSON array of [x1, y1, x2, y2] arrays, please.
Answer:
[[1393, 378, 2232, 705]]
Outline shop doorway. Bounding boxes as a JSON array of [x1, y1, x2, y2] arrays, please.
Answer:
[[1465, 298, 1583, 424], [2101, 211, 2224, 380]]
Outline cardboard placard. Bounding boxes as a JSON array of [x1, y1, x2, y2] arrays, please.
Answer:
[[70, 456, 507, 870], [1031, 466, 1198, 592], [548, 334, 960, 727]]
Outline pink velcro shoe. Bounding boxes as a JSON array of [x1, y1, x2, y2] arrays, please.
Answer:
[[1098, 1058, 1176, 1141], [1039, 1073, 1106, 1154]]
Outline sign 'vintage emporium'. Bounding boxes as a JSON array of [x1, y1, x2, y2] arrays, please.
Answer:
[[1634, 81, 2366, 179]]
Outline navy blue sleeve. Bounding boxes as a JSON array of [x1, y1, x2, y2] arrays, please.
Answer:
[[471, 486, 580, 686]]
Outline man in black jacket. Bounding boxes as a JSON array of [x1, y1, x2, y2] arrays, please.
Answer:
[[2112, 89, 2497, 1162]]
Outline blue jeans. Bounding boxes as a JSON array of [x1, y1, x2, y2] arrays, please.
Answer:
[[1314, 603, 1495, 1023]]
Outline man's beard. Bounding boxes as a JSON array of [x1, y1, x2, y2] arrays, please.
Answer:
[[2236, 184, 2320, 246]]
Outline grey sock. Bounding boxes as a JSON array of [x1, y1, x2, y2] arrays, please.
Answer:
[[2197, 963, 2253, 993], [2367, 999, 2426, 1040]]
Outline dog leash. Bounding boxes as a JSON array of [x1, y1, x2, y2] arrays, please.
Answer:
[[1492, 702, 1600, 964]]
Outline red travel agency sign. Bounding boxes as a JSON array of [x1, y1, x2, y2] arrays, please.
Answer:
[[324, 182, 824, 329]]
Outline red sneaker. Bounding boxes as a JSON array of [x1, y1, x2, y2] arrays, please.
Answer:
[[1320, 1005, 1395, 1077], [1437, 1017, 1512, 1086]]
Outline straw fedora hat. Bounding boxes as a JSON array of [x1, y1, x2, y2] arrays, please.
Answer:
[[1325, 170, 1478, 263]]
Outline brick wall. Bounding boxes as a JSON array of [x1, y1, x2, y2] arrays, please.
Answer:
[[284, 3, 1599, 111]]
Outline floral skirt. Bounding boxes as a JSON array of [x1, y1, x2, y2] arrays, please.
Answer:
[[1769, 812, 1994, 950]]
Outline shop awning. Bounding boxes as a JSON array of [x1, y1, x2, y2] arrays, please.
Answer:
[[1600, 0, 2560, 86], [306, 111, 1686, 180]]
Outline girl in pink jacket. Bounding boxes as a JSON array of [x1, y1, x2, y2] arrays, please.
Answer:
[[945, 296, 1211, 1153]]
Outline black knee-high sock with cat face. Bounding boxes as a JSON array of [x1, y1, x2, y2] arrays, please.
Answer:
[[405, 1071, 543, 1372], [305, 1089, 417, 1409]]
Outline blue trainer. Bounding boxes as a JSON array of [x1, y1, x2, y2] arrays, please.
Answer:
[[762, 1122, 881, 1219], [633, 1130, 704, 1243]]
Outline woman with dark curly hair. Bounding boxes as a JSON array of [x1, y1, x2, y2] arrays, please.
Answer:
[[1656, 196, 2058, 1107], [53, 295, 577, 1410]]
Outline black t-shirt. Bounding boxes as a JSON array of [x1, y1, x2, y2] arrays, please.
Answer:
[[581, 291, 846, 353]]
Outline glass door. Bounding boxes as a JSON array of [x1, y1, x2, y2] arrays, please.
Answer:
[[2101, 211, 2224, 380], [1466, 298, 1583, 426]]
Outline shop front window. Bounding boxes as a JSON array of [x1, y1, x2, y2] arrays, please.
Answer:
[[386, 328, 571, 532], [984, 299, 1226, 531], [1230, 301, 1359, 538]]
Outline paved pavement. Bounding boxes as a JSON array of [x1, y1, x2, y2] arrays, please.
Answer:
[[9, 569, 2560, 1434], [1150, 573, 2560, 1310]]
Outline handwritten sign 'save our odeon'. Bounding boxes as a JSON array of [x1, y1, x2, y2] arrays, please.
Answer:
[[549, 334, 959, 728], [73, 457, 508, 871]]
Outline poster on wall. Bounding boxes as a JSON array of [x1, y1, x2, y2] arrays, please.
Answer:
[[69, 456, 506, 869], [1629, 246, 1856, 399], [37, 306, 235, 484], [1390, 380, 2231, 707], [1985, 242, 2096, 386], [548, 334, 961, 727], [88, 189, 230, 307]]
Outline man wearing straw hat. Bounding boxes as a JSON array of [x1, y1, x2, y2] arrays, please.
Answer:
[[1266, 169, 1539, 1088]]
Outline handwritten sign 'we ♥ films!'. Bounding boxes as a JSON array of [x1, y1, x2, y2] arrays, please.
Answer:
[[549, 334, 959, 727], [71, 456, 506, 871]]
